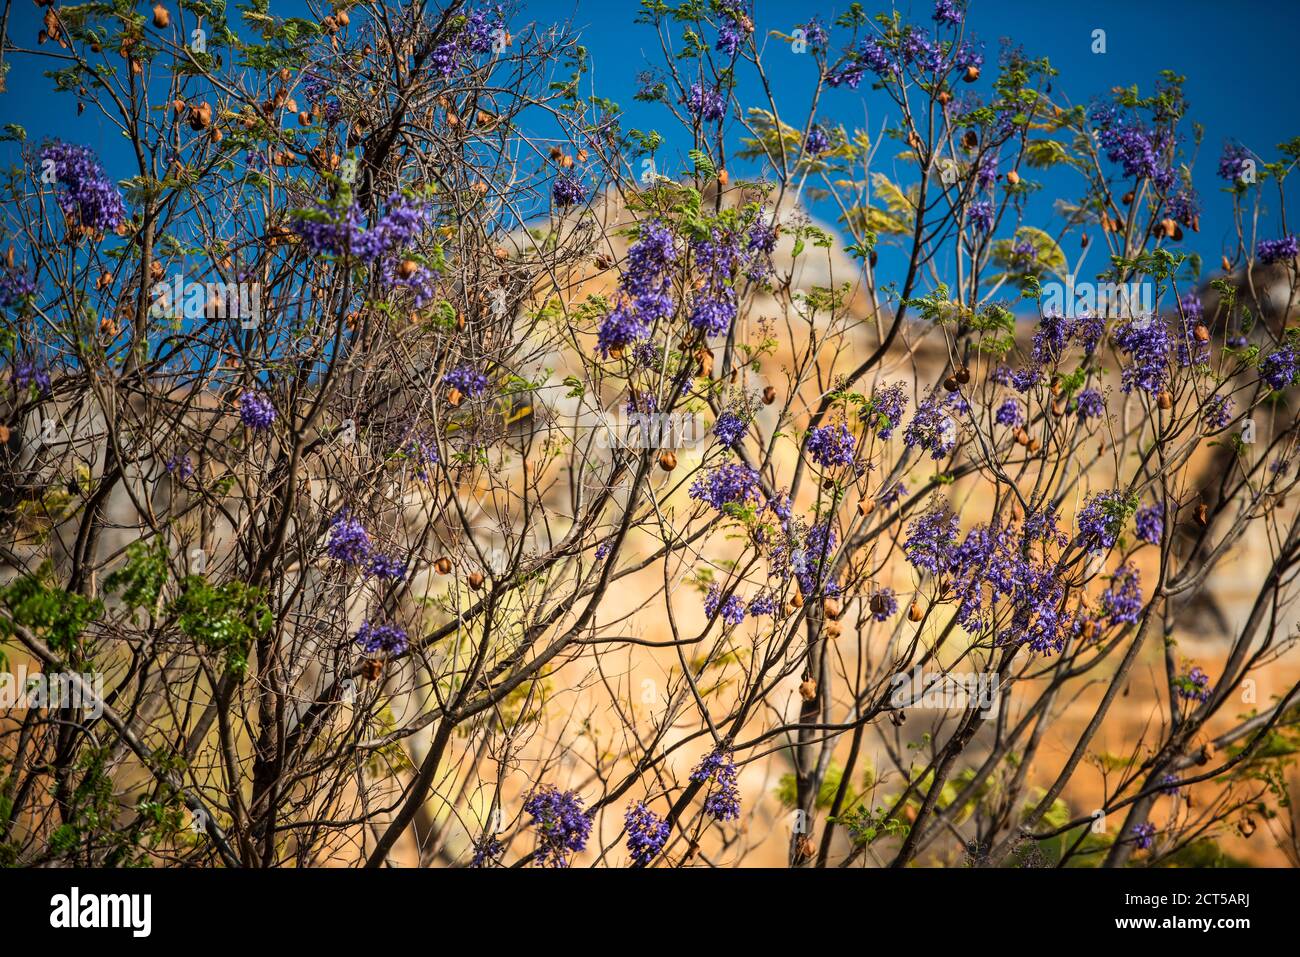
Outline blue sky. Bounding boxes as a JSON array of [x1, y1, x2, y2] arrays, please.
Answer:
[[4, 1, 1298, 274]]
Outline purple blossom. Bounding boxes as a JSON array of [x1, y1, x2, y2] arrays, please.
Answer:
[[933, 0, 964, 25], [327, 512, 372, 565], [1112, 317, 1172, 395], [11, 359, 51, 397], [523, 786, 592, 868], [1076, 388, 1106, 420], [625, 802, 670, 866], [1203, 394, 1233, 430], [691, 749, 741, 822], [747, 593, 777, 617], [904, 506, 960, 577], [445, 365, 490, 398], [805, 125, 831, 155], [1175, 665, 1213, 703], [704, 585, 746, 626], [1130, 822, 1156, 850], [713, 409, 748, 446], [367, 552, 406, 582], [870, 586, 898, 622], [689, 463, 763, 511], [238, 390, 276, 430], [968, 200, 994, 233], [1257, 236, 1299, 265], [806, 423, 856, 469], [1260, 345, 1299, 390], [869, 382, 909, 439], [686, 83, 726, 122], [1075, 489, 1131, 551], [598, 221, 677, 355], [1217, 142, 1252, 183], [689, 296, 737, 337], [552, 173, 586, 207], [292, 192, 431, 263], [904, 391, 959, 459], [995, 398, 1021, 427], [1100, 563, 1143, 626], [164, 455, 194, 481], [354, 620, 409, 654], [1134, 504, 1163, 545], [40, 141, 126, 233]]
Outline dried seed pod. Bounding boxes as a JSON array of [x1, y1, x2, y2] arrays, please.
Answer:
[[0, 424, 10, 444], [857, 498, 876, 518], [717, 168, 729, 185], [188, 102, 212, 130], [695, 348, 714, 378], [791, 592, 804, 609], [336, 9, 350, 27], [937, 90, 951, 105], [576, 148, 588, 163], [908, 601, 924, 622], [362, 658, 383, 681], [153, 4, 170, 28], [825, 621, 843, 639], [1194, 501, 1209, 527], [1028, 438, 1041, 453], [1221, 255, 1232, 273], [658, 450, 677, 472], [434, 556, 452, 575], [798, 679, 817, 701], [1157, 390, 1173, 410], [1081, 232, 1090, 248], [299, 111, 311, 126], [398, 259, 420, 279], [549, 145, 564, 160], [963, 65, 979, 82], [869, 592, 889, 615], [99, 317, 117, 336], [762, 385, 776, 405], [1121, 190, 1135, 205], [1014, 428, 1030, 447], [1194, 323, 1210, 343], [942, 374, 959, 392], [823, 598, 842, 620], [467, 572, 485, 591], [961, 129, 978, 150], [447, 386, 464, 408], [1005, 169, 1020, 186], [955, 366, 970, 384]]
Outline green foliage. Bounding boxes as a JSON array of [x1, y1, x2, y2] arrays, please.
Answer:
[[105, 538, 169, 618], [0, 567, 103, 656], [168, 576, 272, 677], [776, 762, 857, 811]]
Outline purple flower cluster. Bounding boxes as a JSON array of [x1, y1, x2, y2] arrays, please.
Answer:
[[686, 82, 726, 122], [689, 463, 763, 512], [354, 620, 409, 655], [1089, 103, 1175, 191], [805, 125, 831, 155], [444, 365, 490, 398], [1257, 235, 1298, 265], [625, 802, 670, 866], [1217, 142, 1252, 183], [292, 192, 431, 263], [703, 585, 747, 626], [827, 37, 892, 88], [1203, 394, 1233, 430], [1076, 388, 1106, 420], [239, 390, 276, 430], [1075, 489, 1131, 551], [1100, 563, 1143, 627], [0, 264, 36, 309], [799, 17, 828, 52], [933, 0, 964, 25], [1130, 822, 1156, 850], [327, 512, 373, 565], [164, 454, 194, 481], [12, 359, 51, 397], [715, 1, 751, 57], [1134, 504, 1163, 545], [869, 382, 909, 439], [301, 68, 343, 124], [1112, 317, 1172, 395], [806, 423, 856, 469], [691, 749, 741, 822], [747, 592, 777, 617], [1260, 344, 1298, 390], [523, 786, 592, 868], [40, 141, 126, 233], [598, 221, 677, 355], [689, 297, 736, 337], [904, 390, 962, 459], [968, 200, 994, 234], [552, 173, 586, 207], [904, 506, 960, 577], [713, 409, 748, 446], [430, 6, 503, 78], [995, 398, 1021, 427], [1175, 666, 1213, 703]]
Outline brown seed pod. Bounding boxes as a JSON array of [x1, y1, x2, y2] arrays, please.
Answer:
[[1121, 190, 1135, 205], [908, 601, 924, 622], [1156, 390, 1173, 410], [1005, 169, 1020, 186], [962, 130, 978, 150], [447, 386, 464, 408], [336, 9, 350, 27], [467, 571, 485, 591], [869, 591, 889, 616], [362, 658, 383, 681], [963, 65, 979, 82], [1194, 501, 1209, 527], [658, 450, 677, 472], [549, 145, 564, 160], [1081, 232, 1090, 248], [717, 168, 729, 185], [99, 317, 117, 337], [1221, 255, 1232, 273], [576, 148, 589, 163], [798, 679, 817, 701], [434, 556, 452, 575], [398, 260, 420, 279], [824, 621, 843, 640], [1028, 438, 1041, 453], [1014, 428, 1029, 447], [188, 102, 212, 131], [758, 384, 777, 407], [942, 374, 959, 392], [695, 348, 714, 378], [823, 598, 842, 620], [1051, 397, 1066, 416], [152, 4, 170, 28], [210, 127, 223, 144], [1194, 323, 1210, 343], [955, 366, 971, 384], [0, 424, 10, 444], [299, 111, 311, 126], [791, 592, 804, 609], [937, 89, 951, 105], [858, 498, 876, 518]]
